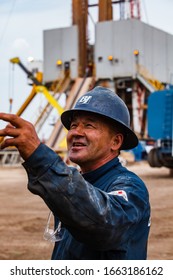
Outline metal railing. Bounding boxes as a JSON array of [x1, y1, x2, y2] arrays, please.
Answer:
[[0, 150, 22, 166]]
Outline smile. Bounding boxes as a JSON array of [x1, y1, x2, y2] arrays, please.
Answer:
[[72, 142, 86, 147]]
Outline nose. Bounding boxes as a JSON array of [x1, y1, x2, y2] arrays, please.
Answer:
[[68, 123, 85, 138], [73, 124, 84, 136]]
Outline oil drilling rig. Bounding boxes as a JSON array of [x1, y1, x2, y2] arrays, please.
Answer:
[[1, 0, 173, 168]]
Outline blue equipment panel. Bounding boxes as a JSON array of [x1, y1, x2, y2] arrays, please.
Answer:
[[147, 90, 173, 139]]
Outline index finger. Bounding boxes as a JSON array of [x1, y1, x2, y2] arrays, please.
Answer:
[[0, 112, 26, 128]]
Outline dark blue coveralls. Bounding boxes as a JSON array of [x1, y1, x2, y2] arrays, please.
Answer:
[[23, 143, 150, 260]]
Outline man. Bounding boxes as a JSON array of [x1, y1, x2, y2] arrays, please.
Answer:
[[0, 86, 150, 259]]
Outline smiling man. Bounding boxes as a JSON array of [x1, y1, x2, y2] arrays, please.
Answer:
[[0, 86, 150, 260], [66, 112, 123, 173]]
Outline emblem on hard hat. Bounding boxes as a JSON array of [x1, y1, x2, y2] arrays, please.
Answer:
[[78, 95, 92, 104]]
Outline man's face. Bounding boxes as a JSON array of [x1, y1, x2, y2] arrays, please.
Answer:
[[66, 112, 121, 173]]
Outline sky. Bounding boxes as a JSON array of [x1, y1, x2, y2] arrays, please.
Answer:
[[0, 0, 173, 133]]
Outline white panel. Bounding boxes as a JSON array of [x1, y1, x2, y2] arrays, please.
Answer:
[[152, 28, 167, 81], [167, 35, 173, 83], [143, 23, 153, 74], [95, 21, 114, 79], [113, 20, 133, 77], [95, 19, 173, 84], [43, 26, 78, 83], [61, 27, 78, 79], [43, 28, 61, 82]]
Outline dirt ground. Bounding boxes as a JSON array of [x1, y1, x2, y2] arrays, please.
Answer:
[[0, 160, 173, 260]]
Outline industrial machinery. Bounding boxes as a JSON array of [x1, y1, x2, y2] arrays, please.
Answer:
[[0, 55, 95, 165], [1, 0, 173, 168], [0, 57, 66, 165], [9, 57, 64, 118], [147, 88, 173, 168]]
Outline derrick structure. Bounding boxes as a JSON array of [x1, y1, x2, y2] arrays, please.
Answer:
[[1, 0, 173, 168]]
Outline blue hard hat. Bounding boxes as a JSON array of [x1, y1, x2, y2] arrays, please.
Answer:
[[61, 86, 138, 150]]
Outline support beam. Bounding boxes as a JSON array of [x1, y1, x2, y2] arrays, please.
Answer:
[[99, 0, 113, 21], [72, 0, 88, 77]]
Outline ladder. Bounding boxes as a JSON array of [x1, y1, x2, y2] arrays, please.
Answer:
[[0, 150, 22, 166]]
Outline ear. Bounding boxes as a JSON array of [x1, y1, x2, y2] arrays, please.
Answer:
[[111, 133, 124, 151]]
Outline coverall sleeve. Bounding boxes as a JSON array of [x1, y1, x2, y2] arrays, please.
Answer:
[[23, 143, 149, 250]]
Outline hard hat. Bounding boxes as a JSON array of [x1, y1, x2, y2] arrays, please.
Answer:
[[61, 86, 138, 150]]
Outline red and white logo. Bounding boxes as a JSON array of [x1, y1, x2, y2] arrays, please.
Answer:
[[108, 190, 128, 201]]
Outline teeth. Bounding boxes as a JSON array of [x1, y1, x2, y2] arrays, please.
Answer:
[[73, 143, 84, 146]]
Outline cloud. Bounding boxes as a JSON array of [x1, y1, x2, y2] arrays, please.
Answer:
[[12, 38, 30, 50], [10, 37, 31, 59]]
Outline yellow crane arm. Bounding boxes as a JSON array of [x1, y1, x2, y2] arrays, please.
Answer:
[[9, 56, 64, 115], [36, 86, 64, 115], [0, 85, 64, 145]]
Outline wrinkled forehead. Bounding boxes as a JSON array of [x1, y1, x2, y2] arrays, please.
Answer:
[[70, 111, 121, 134]]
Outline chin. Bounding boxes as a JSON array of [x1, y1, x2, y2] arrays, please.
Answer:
[[69, 156, 83, 165], [69, 157, 80, 164]]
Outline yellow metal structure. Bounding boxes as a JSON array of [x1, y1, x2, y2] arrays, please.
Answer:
[[35, 86, 64, 115], [133, 51, 164, 91], [10, 57, 20, 64], [9, 57, 64, 116], [16, 85, 37, 116], [138, 65, 164, 91], [0, 58, 65, 146], [34, 72, 71, 131], [146, 78, 164, 91]]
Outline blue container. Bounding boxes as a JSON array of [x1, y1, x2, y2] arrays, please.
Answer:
[[147, 90, 173, 140]]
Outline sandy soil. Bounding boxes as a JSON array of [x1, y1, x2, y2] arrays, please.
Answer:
[[0, 161, 173, 260]]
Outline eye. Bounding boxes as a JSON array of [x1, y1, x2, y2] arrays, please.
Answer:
[[85, 123, 95, 128], [69, 123, 77, 130]]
